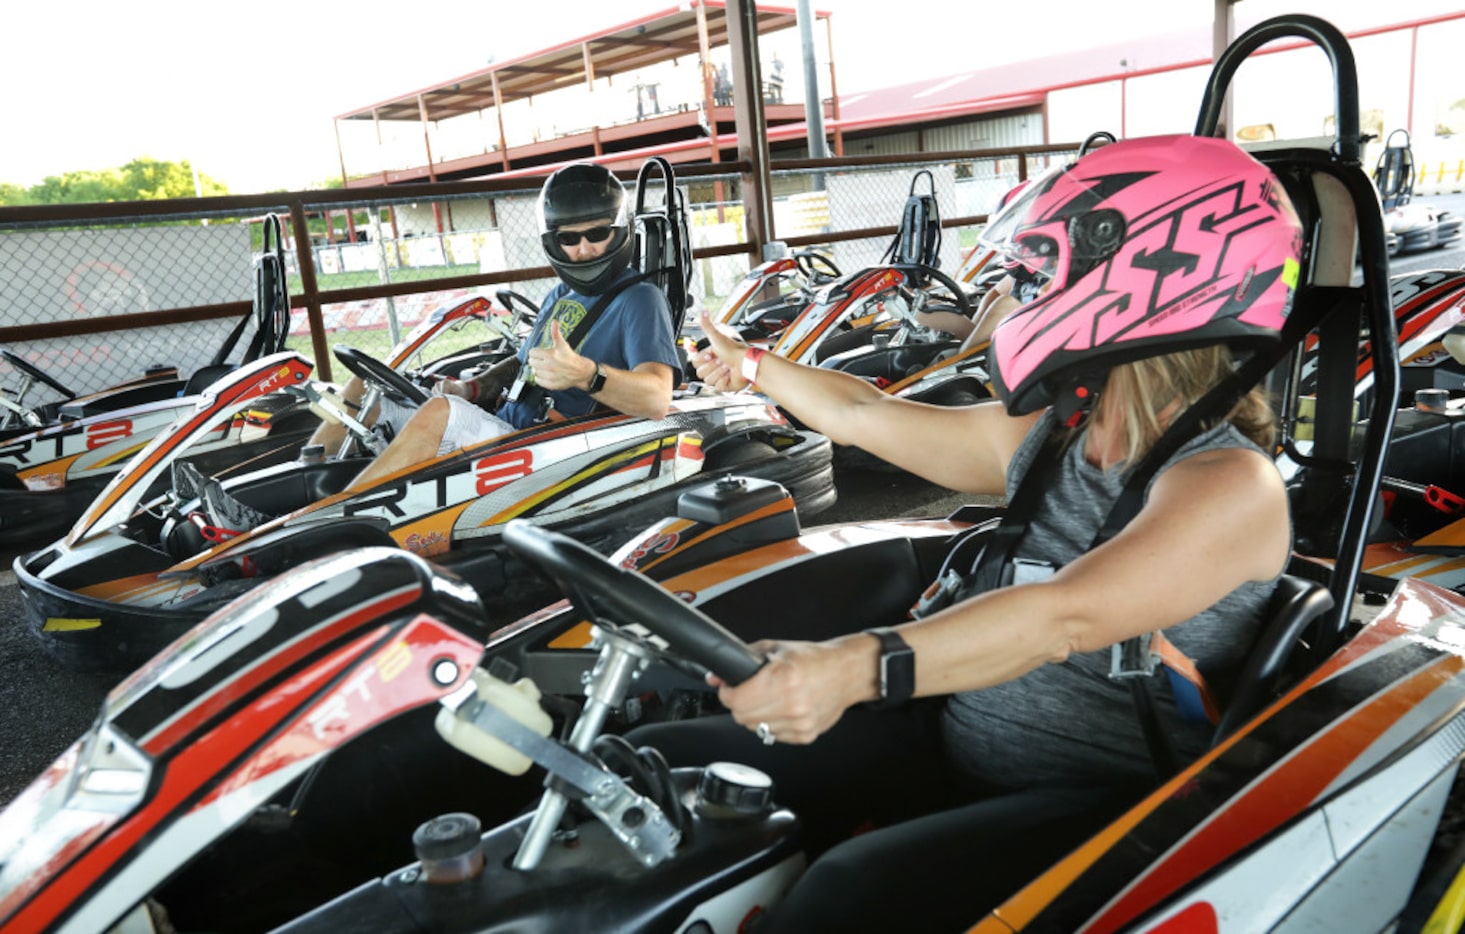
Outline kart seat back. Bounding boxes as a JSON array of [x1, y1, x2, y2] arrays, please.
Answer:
[[1374, 128, 1415, 211], [884, 169, 942, 269], [182, 363, 235, 396], [632, 157, 694, 340], [1211, 572, 1334, 743]]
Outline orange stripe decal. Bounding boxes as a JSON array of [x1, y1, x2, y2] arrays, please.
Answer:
[[981, 650, 1463, 931]]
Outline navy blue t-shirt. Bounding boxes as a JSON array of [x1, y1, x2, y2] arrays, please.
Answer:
[[499, 268, 682, 428]]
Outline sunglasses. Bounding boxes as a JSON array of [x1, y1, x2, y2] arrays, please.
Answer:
[[553, 225, 616, 247]]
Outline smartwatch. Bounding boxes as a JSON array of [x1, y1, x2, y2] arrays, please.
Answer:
[[866, 627, 915, 708], [586, 361, 607, 394]]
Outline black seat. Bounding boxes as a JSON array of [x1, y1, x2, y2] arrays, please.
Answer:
[[181, 363, 236, 396], [1211, 573, 1335, 743], [631, 157, 694, 341], [884, 169, 942, 268]]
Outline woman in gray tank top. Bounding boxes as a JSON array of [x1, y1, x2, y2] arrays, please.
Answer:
[[639, 135, 1304, 932]]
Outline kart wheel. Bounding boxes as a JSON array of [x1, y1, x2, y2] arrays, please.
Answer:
[[334, 345, 430, 406], [706, 438, 778, 469]]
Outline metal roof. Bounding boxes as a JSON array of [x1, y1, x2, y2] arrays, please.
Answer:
[[336, 1, 828, 124]]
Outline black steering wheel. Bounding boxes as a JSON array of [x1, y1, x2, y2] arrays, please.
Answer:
[[334, 345, 430, 407], [794, 250, 841, 285], [502, 519, 765, 685], [495, 289, 540, 331], [897, 264, 974, 318], [1, 348, 77, 399]]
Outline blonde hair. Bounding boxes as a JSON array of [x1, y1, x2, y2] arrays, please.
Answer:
[[1089, 345, 1275, 469]]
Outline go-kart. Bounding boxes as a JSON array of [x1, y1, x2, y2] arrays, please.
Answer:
[[765, 169, 975, 365], [705, 247, 843, 345], [731, 171, 993, 468], [0, 214, 305, 548], [1279, 267, 1465, 584], [6, 16, 1465, 934], [0, 349, 182, 438], [767, 140, 1129, 451], [710, 168, 1030, 453], [0, 214, 295, 440], [13, 158, 837, 673], [1374, 128, 1464, 256], [0, 287, 531, 552], [0, 356, 321, 550]]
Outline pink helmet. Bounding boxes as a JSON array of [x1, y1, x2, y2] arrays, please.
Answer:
[[983, 134, 1304, 416]]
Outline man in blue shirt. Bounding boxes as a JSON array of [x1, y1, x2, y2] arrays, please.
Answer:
[[345, 162, 682, 491], [185, 162, 681, 531]]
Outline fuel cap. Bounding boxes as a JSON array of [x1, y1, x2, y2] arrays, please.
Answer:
[[695, 761, 773, 818], [413, 812, 484, 883]]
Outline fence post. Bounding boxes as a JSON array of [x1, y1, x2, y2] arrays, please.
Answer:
[[289, 201, 333, 382]]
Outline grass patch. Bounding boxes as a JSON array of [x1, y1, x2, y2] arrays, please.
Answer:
[[288, 264, 481, 295]]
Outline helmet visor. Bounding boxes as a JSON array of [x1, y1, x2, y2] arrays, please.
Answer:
[[979, 160, 1131, 296], [978, 163, 1069, 284]]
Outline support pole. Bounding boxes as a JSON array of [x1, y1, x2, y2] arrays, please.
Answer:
[[727, 0, 774, 258]]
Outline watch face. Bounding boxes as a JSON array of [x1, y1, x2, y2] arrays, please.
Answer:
[[874, 629, 915, 703]]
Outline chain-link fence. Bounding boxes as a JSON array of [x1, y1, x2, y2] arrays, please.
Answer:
[[0, 208, 286, 399], [0, 146, 1071, 401]]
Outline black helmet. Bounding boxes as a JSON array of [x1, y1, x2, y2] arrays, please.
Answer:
[[538, 163, 634, 295]]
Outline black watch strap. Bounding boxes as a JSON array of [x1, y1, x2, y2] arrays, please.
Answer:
[[586, 361, 607, 394], [867, 626, 915, 709]]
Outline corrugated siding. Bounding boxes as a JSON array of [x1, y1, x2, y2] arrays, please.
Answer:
[[924, 113, 1044, 151], [847, 113, 1044, 157]]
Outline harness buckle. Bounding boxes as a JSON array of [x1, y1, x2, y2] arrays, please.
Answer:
[[1109, 633, 1161, 681], [910, 569, 963, 619]]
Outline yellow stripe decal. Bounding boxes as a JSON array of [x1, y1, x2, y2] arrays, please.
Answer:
[[476, 438, 672, 527], [43, 617, 102, 632]]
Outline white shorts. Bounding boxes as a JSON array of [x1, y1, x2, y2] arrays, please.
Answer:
[[438, 394, 514, 456]]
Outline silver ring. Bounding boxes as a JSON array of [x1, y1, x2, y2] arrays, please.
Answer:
[[756, 721, 776, 746]]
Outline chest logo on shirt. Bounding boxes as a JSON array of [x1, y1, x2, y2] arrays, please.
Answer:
[[535, 298, 589, 350], [524, 297, 591, 387]]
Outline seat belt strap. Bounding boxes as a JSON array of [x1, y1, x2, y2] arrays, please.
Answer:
[[1152, 631, 1221, 725]]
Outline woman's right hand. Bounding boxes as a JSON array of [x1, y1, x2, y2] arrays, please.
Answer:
[[694, 311, 753, 392]]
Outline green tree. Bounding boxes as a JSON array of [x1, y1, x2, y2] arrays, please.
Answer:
[[0, 183, 34, 206], [119, 158, 229, 200], [3, 158, 229, 205]]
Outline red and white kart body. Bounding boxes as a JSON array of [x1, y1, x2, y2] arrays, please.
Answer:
[[13, 356, 835, 671], [0, 293, 523, 550]]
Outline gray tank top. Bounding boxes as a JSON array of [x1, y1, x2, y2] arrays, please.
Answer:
[[941, 409, 1284, 787]]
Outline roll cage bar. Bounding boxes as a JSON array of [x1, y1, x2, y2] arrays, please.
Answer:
[[1199, 14, 1398, 657]]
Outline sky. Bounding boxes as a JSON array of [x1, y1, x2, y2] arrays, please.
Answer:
[[2, 0, 1456, 195]]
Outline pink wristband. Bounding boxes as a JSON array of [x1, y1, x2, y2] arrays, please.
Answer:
[[741, 347, 766, 386]]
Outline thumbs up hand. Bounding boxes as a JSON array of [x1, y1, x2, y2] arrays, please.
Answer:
[[693, 311, 753, 392], [527, 320, 595, 391]]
